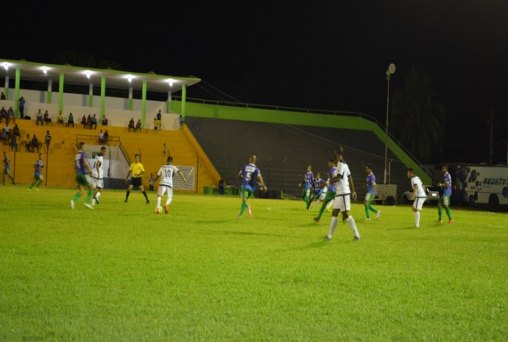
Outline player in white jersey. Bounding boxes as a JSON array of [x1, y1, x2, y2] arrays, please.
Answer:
[[407, 168, 426, 228], [92, 146, 107, 205], [154, 156, 187, 214], [326, 146, 361, 241]]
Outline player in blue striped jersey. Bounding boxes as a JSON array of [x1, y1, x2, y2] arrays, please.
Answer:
[[364, 165, 380, 220], [28, 153, 44, 191]]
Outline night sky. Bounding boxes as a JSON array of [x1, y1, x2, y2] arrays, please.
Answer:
[[4, 1, 508, 163]]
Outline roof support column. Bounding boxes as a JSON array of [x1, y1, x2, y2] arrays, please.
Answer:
[[141, 80, 147, 128], [181, 84, 187, 119], [4, 75, 9, 99], [100, 76, 106, 119], [88, 83, 94, 107], [166, 90, 172, 113], [58, 73, 64, 114], [46, 79, 52, 103], [14, 67, 20, 118], [128, 86, 133, 110]]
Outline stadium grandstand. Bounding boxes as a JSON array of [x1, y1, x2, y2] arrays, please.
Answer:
[[1, 59, 430, 202]]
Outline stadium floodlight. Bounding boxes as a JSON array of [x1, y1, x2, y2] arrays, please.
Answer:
[[41, 66, 49, 75], [383, 63, 396, 184], [166, 78, 175, 87], [124, 74, 135, 83], [2, 62, 11, 71], [83, 70, 94, 79]]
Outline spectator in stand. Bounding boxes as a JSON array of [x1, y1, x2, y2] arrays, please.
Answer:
[[18, 96, 26, 118], [101, 115, 108, 126], [56, 111, 64, 126], [31, 134, 40, 153], [0, 91, 6, 100], [98, 129, 106, 144], [153, 116, 158, 133], [44, 130, 52, 151], [103, 129, 109, 142], [86, 114, 92, 129], [67, 112, 75, 127], [43, 110, 52, 125], [35, 109, 44, 126], [24, 134, 32, 152], [12, 123, 20, 141], [135, 119, 142, 132], [7, 107, 14, 123], [9, 133, 18, 152], [81, 115, 87, 129], [90, 114, 97, 129], [128, 118, 135, 132], [0, 106, 7, 122]]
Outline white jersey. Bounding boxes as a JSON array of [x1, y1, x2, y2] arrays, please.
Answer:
[[157, 164, 179, 188], [92, 155, 104, 179], [411, 176, 426, 197], [334, 161, 351, 195]]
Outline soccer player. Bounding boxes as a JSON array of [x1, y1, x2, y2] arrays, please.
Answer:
[[407, 168, 426, 228], [70, 142, 94, 209], [238, 155, 268, 218], [298, 164, 314, 210], [91, 146, 107, 205], [154, 156, 187, 214], [326, 147, 361, 241], [364, 165, 381, 220], [28, 153, 44, 191], [309, 172, 325, 209], [125, 153, 150, 204], [437, 164, 454, 224], [314, 159, 337, 223], [2, 151, 15, 185]]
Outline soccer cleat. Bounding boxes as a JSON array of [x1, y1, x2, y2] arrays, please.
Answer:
[[146, 200, 150, 204], [163, 204, 169, 214], [325, 234, 332, 241], [35, 188, 40, 192], [365, 218, 371, 221], [28, 188, 32, 192], [70, 200, 75, 209], [84, 203, 94, 210], [155, 207, 161, 214], [353, 236, 361, 241], [437, 220, 443, 224], [448, 219, 454, 224], [313, 217, 320, 223], [94, 196, 99, 205], [376, 211, 381, 219]]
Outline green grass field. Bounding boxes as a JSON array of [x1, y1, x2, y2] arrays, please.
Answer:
[[0, 186, 506, 340]]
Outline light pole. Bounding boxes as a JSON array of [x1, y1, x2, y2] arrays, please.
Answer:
[[384, 63, 396, 184]]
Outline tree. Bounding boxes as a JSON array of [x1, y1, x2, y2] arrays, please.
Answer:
[[390, 67, 446, 162]]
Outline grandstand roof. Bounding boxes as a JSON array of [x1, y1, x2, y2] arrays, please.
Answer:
[[0, 59, 200, 94]]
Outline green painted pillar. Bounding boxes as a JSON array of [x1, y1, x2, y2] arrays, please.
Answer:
[[181, 84, 187, 119], [100, 76, 106, 119], [88, 84, 94, 107], [141, 80, 147, 128], [58, 73, 64, 114], [14, 68, 20, 118], [46, 79, 52, 103], [128, 86, 133, 110]]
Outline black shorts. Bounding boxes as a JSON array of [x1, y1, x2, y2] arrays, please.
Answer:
[[131, 177, 142, 187]]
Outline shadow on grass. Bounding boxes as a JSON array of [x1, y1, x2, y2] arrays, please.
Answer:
[[224, 231, 287, 238]]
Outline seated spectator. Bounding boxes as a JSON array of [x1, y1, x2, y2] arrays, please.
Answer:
[[90, 114, 97, 129], [43, 110, 52, 125], [103, 129, 109, 142], [35, 109, 44, 126], [10, 133, 17, 152], [128, 118, 135, 132], [67, 112, 74, 127], [98, 129, 106, 144], [56, 111, 64, 126], [80, 115, 87, 128], [101, 115, 108, 126], [24, 134, 32, 152], [44, 130, 52, 150], [7, 107, 15, 123], [31, 134, 40, 153], [0, 106, 7, 122], [12, 123, 20, 141], [0, 91, 6, 100], [0, 129, 7, 144], [135, 119, 142, 132]]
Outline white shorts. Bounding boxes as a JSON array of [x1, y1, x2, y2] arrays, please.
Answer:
[[413, 197, 426, 211], [92, 178, 104, 189], [333, 193, 351, 212], [158, 185, 173, 199]]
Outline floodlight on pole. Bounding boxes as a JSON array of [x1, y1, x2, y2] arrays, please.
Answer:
[[383, 63, 396, 184]]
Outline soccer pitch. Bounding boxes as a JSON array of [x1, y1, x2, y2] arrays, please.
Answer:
[[0, 187, 506, 340]]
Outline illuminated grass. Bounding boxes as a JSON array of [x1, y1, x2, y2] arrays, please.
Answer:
[[0, 187, 506, 340]]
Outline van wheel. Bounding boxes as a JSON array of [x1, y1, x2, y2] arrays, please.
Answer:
[[488, 194, 500, 212]]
